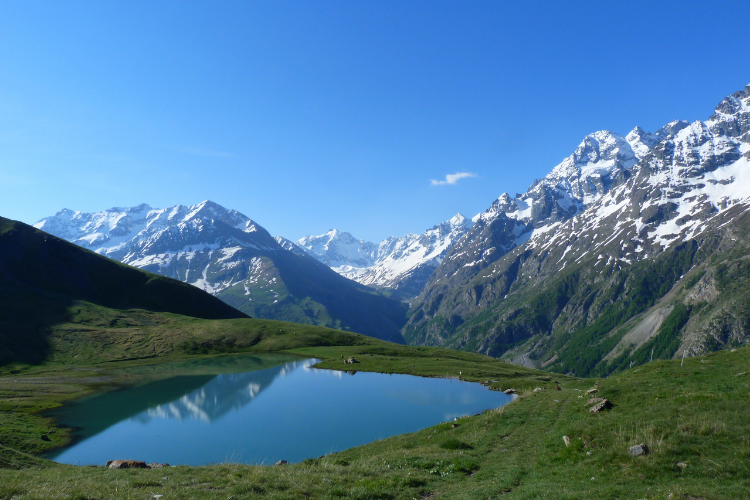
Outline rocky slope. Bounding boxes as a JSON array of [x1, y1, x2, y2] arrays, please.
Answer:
[[403, 84, 750, 375], [297, 214, 474, 299], [34, 201, 407, 343]]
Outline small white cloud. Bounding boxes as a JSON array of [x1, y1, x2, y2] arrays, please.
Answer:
[[430, 172, 477, 186]]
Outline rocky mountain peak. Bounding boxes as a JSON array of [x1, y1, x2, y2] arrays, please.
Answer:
[[298, 229, 369, 249], [295, 230, 376, 269], [575, 130, 630, 163], [712, 84, 750, 116], [275, 235, 306, 256], [708, 85, 750, 143], [185, 199, 234, 217], [447, 213, 470, 227], [429, 213, 473, 236], [100, 203, 153, 215], [626, 126, 660, 158], [479, 194, 515, 222], [655, 119, 690, 139], [541, 130, 638, 205]]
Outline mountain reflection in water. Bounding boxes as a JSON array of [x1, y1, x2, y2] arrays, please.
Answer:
[[45, 354, 303, 445], [136, 360, 305, 423], [45, 354, 512, 466]]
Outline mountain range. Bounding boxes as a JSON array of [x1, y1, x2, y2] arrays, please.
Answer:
[[292, 83, 750, 375], [295, 214, 474, 299], [293, 126, 679, 295], [403, 83, 750, 375], [33, 83, 750, 375], [33, 202, 407, 343]]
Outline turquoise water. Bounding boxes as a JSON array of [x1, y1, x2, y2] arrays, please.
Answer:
[[45, 354, 512, 466]]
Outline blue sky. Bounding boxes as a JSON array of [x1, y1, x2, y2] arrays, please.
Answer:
[[1, 1, 749, 242]]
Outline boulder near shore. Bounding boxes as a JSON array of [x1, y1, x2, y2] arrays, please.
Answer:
[[106, 460, 170, 469]]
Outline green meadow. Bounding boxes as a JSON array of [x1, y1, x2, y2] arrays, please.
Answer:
[[1, 308, 748, 499]]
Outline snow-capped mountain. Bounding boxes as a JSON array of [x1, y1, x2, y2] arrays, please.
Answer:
[[298, 128, 676, 299], [421, 127, 666, 294], [515, 86, 749, 273], [404, 84, 750, 375], [297, 230, 378, 269], [34, 201, 407, 342], [35, 201, 277, 287], [475, 125, 687, 237], [296, 213, 474, 298]]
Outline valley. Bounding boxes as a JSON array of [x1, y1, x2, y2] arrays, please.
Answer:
[[32, 204, 407, 344], [33, 84, 750, 379], [1, 195, 749, 498]]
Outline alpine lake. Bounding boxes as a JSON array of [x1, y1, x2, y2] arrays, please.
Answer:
[[44, 354, 513, 466]]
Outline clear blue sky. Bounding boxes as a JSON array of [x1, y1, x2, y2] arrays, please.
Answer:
[[1, 1, 748, 242]]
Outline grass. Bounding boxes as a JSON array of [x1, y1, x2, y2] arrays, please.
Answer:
[[1, 315, 749, 498]]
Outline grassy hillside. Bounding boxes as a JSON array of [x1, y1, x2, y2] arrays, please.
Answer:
[[0, 216, 250, 365], [0, 321, 748, 499], [0, 310, 544, 466]]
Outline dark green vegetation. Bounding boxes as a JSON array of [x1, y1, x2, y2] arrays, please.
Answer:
[[609, 303, 691, 372], [549, 240, 701, 376], [403, 206, 750, 378]]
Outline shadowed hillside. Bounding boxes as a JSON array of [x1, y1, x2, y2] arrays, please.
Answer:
[[0, 216, 246, 365]]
